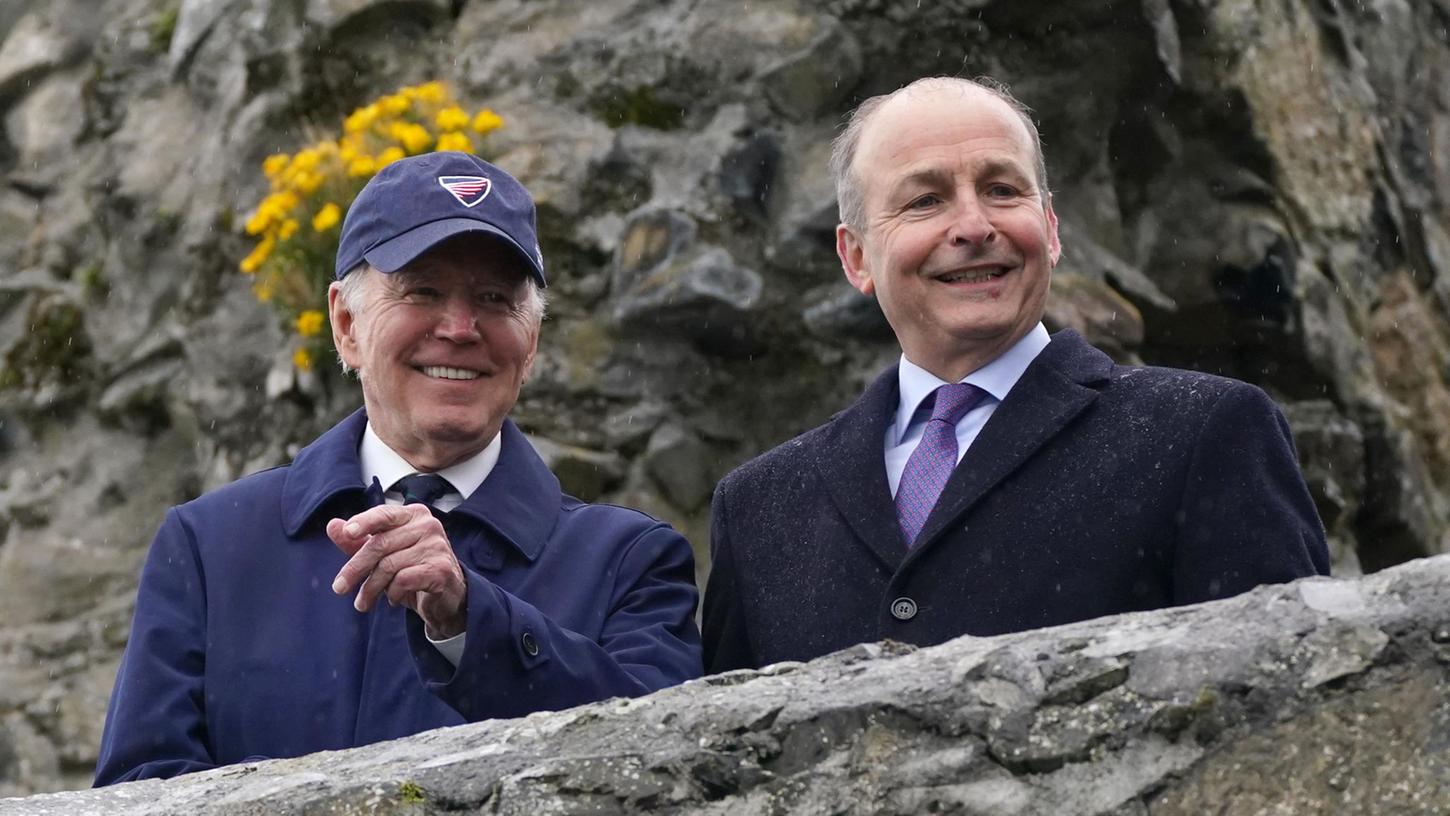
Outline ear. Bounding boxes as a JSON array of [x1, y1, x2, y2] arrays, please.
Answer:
[[328, 281, 363, 371], [520, 326, 540, 384], [837, 223, 875, 296], [1044, 194, 1062, 268]]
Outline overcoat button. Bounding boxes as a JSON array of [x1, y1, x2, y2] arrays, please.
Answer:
[[890, 597, 918, 621], [521, 631, 539, 656]]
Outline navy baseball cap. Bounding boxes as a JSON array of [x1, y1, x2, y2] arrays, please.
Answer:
[[334, 151, 546, 286]]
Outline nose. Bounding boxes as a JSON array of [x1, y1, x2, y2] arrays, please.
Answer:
[[432, 296, 482, 342], [948, 198, 995, 247]]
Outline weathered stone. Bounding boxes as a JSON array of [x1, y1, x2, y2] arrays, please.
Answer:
[[0, 12, 74, 99], [3, 70, 88, 168], [1055, 219, 1174, 315], [1368, 272, 1450, 485], [613, 208, 697, 293], [1358, 414, 1450, 571], [527, 434, 626, 503], [11, 559, 1450, 814], [612, 208, 763, 351], [801, 281, 891, 340], [1042, 273, 1144, 362], [1283, 399, 1367, 574], [643, 423, 714, 513], [303, 0, 449, 35], [771, 126, 839, 275], [759, 18, 861, 121], [167, 0, 233, 76], [719, 130, 781, 222]]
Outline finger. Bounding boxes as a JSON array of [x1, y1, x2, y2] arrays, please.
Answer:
[[329, 504, 419, 553], [384, 562, 458, 607], [326, 518, 365, 556], [355, 547, 427, 612], [331, 513, 434, 595]]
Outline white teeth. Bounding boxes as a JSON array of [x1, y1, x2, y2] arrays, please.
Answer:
[[420, 366, 480, 380], [939, 267, 1006, 284]]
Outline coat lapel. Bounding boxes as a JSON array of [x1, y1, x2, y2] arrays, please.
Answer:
[[910, 331, 1113, 556], [812, 366, 909, 571]]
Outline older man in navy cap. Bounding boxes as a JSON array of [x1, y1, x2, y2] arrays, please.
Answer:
[[95, 153, 703, 785]]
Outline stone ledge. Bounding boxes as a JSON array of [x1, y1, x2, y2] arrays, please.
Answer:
[[8, 555, 1450, 815]]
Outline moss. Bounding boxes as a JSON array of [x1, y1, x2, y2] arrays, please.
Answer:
[[0, 296, 93, 392], [73, 262, 104, 294], [150, 2, 180, 55], [591, 86, 687, 131], [398, 780, 425, 805]]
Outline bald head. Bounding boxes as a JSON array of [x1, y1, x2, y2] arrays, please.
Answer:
[[830, 77, 1050, 232]]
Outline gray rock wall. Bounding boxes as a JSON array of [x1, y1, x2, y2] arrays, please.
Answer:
[[7, 555, 1450, 815], [0, 0, 1448, 795]]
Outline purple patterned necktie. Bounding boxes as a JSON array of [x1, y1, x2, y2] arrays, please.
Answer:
[[895, 382, 987, 547]]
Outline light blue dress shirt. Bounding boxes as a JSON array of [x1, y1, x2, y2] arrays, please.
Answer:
[[885, 323, 1051, 497]]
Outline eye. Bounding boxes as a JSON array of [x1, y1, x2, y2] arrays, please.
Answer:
[[985, 183, 1017, 199], [404, 286, 442, 302], [906, 193, 942, 210], [475, 289, 516, 309]]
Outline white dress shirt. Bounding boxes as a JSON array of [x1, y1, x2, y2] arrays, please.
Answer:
[[358, 423, 503, 665], [885, 323, 1050, 497]]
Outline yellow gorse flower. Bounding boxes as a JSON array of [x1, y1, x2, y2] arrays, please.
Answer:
[[415, 82, 447, 103], [347, 156, 376, 178], [472, 109, 504, 134], [262, 153, 290, 178], [312, 202, 342, 232], [436, 106, 470, 132], [239, 80, 507, 370], [295, 310, 326, 337], [436, 132, 473, 152]]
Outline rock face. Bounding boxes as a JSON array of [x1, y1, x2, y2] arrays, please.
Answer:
[[5, 556, 1450, 815], [0, 0, 1448, 795]]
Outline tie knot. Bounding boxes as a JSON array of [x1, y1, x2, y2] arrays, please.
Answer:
[[930, 382, 985, 424], [391, 473, 454, 507]]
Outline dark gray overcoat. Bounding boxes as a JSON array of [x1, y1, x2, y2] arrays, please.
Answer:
[[703, 330, 1330, 671]]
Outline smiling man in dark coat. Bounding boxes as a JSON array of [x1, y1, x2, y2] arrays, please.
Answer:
[[96, 152, 702, 784], [702, 77, 1329, 672]]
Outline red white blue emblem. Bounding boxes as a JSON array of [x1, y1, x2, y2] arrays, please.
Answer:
[[438, 175, 491, 208]]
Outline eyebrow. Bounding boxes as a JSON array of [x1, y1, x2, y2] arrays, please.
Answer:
[[885, 159, 1034, 201], [886, 168, 954, 201]]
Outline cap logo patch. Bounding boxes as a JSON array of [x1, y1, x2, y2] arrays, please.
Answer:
[[438, 175, 491, 208]]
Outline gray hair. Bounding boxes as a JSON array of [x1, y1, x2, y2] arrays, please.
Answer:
[[334, 262, 548, 373], [829, 76, 1051, 232]]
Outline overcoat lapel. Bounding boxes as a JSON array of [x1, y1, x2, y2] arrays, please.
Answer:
[[812, 367, 908, 571], [910, 331, 1113, 557]]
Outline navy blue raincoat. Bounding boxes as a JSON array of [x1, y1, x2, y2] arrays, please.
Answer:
[[96, 410, 701, 784]]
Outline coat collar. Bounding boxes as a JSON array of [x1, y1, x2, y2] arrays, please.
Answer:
[[908, 329, 1111, 556], [812, 365, 908, 572], [282, 410, 561, 562], [813, 330, 1113, 571]]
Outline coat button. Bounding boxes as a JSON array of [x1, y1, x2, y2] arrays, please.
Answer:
[[521, 631, 539, 656], [890, 597, 918, 621]]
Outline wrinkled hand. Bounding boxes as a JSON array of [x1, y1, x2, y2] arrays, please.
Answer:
[[328, 504, 467, 639]]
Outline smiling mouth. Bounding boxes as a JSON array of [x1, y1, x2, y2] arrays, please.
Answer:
[[935, 266, 1010, 284], [418, 365, 481, 381]]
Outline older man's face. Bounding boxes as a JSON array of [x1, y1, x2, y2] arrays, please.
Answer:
[[329, 235, 539, 470], [837, 84, 1060, 381]]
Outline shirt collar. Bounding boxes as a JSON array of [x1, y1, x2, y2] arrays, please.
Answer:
[[892, 322, 1051, 445], [359, 423, 501, 499]]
